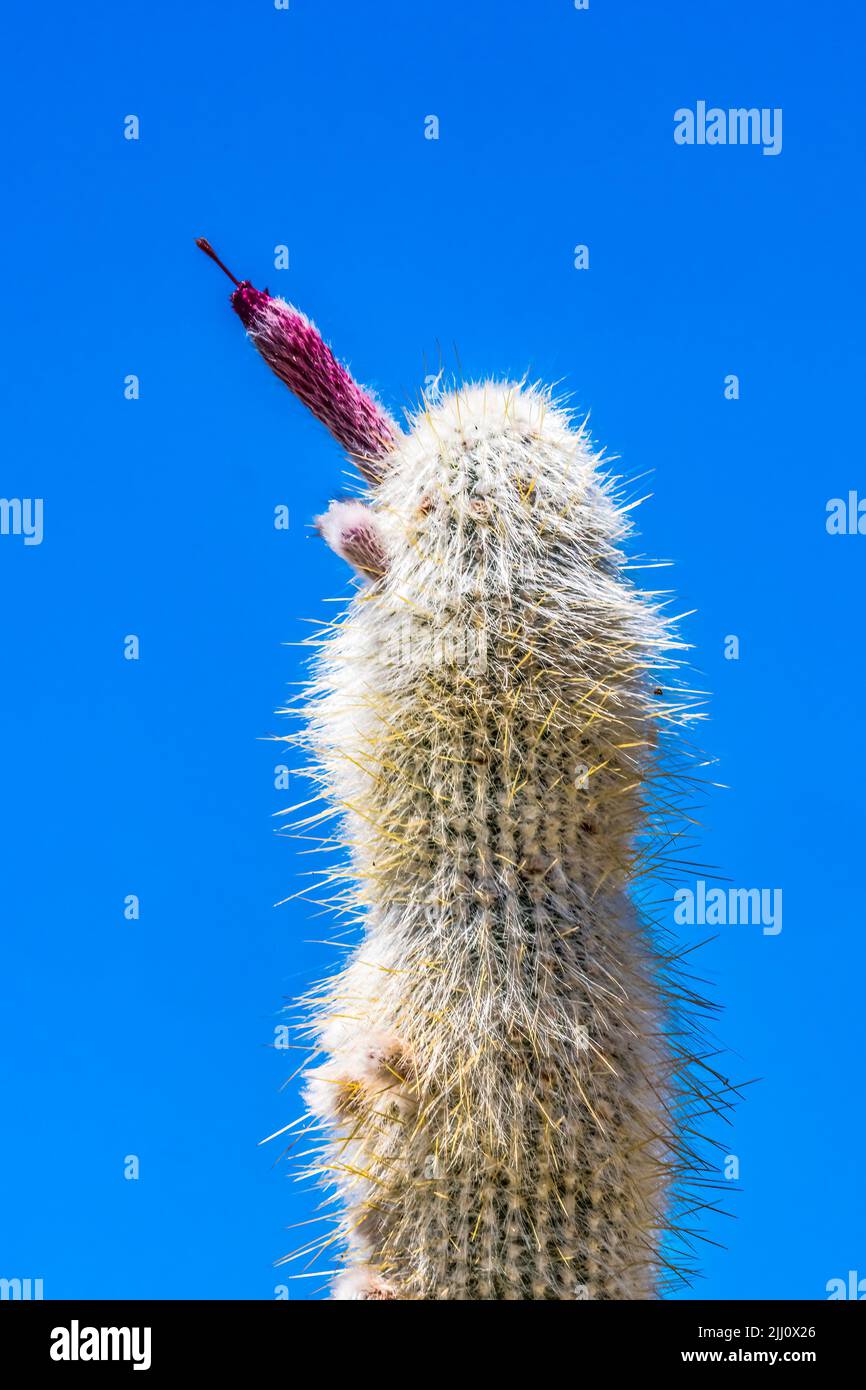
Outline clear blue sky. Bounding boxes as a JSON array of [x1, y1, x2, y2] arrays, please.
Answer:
[[1, 0, 863, 1301]]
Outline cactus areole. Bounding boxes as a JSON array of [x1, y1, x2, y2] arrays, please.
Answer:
[[199, 239, 722, 1301]]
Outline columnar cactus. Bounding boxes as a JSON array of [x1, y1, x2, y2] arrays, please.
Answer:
[[200, 240, 720, 1300]]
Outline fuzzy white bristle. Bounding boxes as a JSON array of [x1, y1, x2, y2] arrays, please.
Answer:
[[315, 498, 388, 580], [284, 382, 719, 1300]]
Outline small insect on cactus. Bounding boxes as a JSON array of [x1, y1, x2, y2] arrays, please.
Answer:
[[199, 239, 728, 1300]]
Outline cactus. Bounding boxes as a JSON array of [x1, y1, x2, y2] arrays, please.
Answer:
[[199, 240, 727, 1300]]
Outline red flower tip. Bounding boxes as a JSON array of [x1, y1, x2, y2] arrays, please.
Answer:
[[231, 282, 271, 329]]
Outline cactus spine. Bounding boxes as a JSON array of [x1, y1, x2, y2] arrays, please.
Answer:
[[198, 243, 721, 1299]]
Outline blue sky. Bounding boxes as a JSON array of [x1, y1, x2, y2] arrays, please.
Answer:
[[1, 0, 863, 1300]]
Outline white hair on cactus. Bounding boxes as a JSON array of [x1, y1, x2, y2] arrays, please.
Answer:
[[304, 1026, 414, 1123], [315, 499, 388, 580], [331, 1267, 397, 1301], [280, 380, 726, 1300]]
